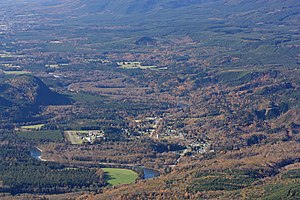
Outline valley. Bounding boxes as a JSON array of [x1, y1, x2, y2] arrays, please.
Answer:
[[0, 0, 299, 199]]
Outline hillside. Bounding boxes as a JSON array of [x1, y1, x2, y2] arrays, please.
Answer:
[[0, 75, 71, 124], [95, 141, 300, 199], [5, 0, 300, 25]]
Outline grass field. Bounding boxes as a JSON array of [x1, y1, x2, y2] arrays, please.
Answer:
[[20, 124, 45, 130], [71, 93, 106, 103], [2, 70, 31, 75], [18, 130, 63, 141], [101, 168, 138, 186], [64, 131, 84, 144]]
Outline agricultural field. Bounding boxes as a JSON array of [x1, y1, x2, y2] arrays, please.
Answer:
[[1, 70, 31, 75], [101, 168, 138, 186], [20, 124, 45, 130], [17, 130, 63, 141]]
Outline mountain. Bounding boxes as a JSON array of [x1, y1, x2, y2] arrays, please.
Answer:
[[7, 0, 299, 22], [0, 75, 71, 123], [77, 0, 210, 14], [12, 0, 210, 14], [24, 0, 300, 19], [3, 75, 70, 106]]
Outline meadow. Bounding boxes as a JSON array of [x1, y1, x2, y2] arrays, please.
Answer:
[[101, 168, 138, 186], [2, 70, 31, 75], [20, 124, 45, 130], [17, 130, 63, 141]]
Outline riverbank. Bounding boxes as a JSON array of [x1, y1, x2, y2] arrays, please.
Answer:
[[29, 147, 160, 180], [29, 147, 48, 161]]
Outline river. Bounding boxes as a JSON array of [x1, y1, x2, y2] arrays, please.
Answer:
[[30, 147, 159, 179], [142, 167, 160, 179], [30, 147, 43, 160]]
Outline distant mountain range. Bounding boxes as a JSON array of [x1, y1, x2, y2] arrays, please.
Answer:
[[2, 0, 299, 39], [6, 0, 300, 21], [76, 0, 209, 14]]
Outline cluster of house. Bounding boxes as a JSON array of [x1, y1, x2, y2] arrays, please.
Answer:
[[78, 130, 105, 144], [128, 116, 211, 155]]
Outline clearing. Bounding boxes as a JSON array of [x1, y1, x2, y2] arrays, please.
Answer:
[[101, 168, 138, 186], [20, 124, 45, 130], [2, 70, 31, 75], [18, 130, 63, 141]]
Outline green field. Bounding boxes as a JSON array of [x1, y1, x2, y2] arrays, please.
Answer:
[[18, 130, 63, 141], [2, 70, 31, 75], [21, 124, 45, 130], [101, 168, 138, 186]]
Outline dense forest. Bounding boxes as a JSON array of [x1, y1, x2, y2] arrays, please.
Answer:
[[0, 132, 106, 195]]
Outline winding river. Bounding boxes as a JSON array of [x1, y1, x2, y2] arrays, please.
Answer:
[[30, 147, 159, 179], [142, 167, 160, 179], [30, 147, 43, 160]]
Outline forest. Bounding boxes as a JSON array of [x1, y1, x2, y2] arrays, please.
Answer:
[[0, 135, 106, 195]]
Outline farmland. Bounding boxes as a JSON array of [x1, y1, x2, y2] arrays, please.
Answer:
[[20, 124, 45, 130], [1, 70, 31, 75], [17, 130, 63, 141]]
